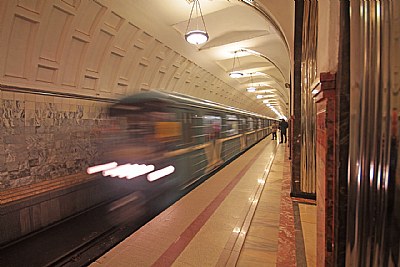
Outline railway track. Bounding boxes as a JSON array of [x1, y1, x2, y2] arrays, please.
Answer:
[[0, 191, 175, 267]]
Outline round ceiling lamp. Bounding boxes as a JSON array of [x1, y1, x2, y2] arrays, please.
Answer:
[[185, 0, 209, 45], [185, 30, 209, 45], [229, 72, 244, 78], [229, 51, 243, 78]]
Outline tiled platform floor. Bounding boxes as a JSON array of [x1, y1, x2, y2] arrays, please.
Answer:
[[90, 138, 316, 266]]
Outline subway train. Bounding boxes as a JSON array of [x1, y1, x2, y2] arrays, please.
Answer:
[[87, 90, 277, 194]]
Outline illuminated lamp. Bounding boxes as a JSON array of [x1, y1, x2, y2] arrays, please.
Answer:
[[229, 51, 243, 78], [185, 30, 209, 45], [229, 72, 244, 78], [246, 73, 256, 92], [247, 86, 256, 92], [185, 0, 209, 45]]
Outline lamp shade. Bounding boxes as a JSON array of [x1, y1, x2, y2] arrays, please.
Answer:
[[229, 72, 244, 78], [185, 30, 209, 45], [185, 0, 209, 45]]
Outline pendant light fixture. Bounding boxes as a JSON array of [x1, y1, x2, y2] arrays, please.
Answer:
[[247, 73, 256, 92], [185, 0, 209, 45], [229, 51, 244, 78]]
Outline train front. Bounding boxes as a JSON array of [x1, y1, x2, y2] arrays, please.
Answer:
[[87, 92, 182, 193]]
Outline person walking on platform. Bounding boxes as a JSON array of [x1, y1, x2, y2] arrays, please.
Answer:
[[271, 122, 278, 140], [279, 119, 289, 143]]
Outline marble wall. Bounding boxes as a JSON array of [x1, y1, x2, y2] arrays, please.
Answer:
[[0, 89, 110, 191], [314, 73, 336, 267]]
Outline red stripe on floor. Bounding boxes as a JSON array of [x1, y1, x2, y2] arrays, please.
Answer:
[[152, 145, 268, 267], [276, 148, 296, 267]]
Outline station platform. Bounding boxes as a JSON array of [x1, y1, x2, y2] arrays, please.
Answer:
[[89, 137, 316, 267]]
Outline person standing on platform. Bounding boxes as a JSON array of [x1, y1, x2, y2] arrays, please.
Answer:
[[279, 119, 289, 143], [271, 122, 278, 140]]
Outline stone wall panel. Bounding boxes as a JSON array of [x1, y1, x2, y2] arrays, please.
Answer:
[[0, 90, 108, 191]]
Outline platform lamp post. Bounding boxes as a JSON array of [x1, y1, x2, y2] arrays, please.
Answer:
[[185, 0, 209, 45]]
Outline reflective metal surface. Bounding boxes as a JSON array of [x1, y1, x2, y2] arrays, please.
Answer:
[[300, 0, 318, 194], [347, 0, 400, 265]]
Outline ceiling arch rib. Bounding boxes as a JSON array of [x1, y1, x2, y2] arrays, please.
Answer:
[[199, 30, 269, 50]]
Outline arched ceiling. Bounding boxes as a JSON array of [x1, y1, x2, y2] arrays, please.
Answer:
[[0, 0, 293, 118], [120, 0, 292, 118]]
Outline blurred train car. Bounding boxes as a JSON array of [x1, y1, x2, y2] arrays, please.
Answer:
[[88, 90, 277, 195]]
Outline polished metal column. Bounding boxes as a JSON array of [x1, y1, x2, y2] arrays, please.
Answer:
[[347, 0, 400, 266], [300, 0, 318, 195]]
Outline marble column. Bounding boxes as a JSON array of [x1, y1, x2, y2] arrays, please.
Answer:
[[290, 0, 304, 197], [313, 72, 336, 267], [335, 1, 350, 265]]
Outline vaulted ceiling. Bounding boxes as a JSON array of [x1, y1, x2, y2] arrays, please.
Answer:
[[126, 0, 293, 118], [0, 0, 293, 118]]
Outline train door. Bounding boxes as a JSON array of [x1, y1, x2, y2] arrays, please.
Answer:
[[247, 117, 256, 146], [257, 118, 262, 140], [224, 115, 240, 161], [177, 110, 194, 183], [174, 110, 193, 149], [225, 115, 239, 137], [203, 114, 222, 173], [239, 116, 247, 150], [203, 115, 222, 142]]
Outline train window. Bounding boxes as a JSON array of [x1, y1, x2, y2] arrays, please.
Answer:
[[182, 112, 193, 144], [226, 115, 239, 136], [203, 115, 221, 141], [239, 117, 246, 133], [126, 114, 153, 139], [257, 119, 262, 129], [248, 117, 254, 131], [191, 114, 204, 144], [151, 112, 181, 142], [111, 110, 181, 145]]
